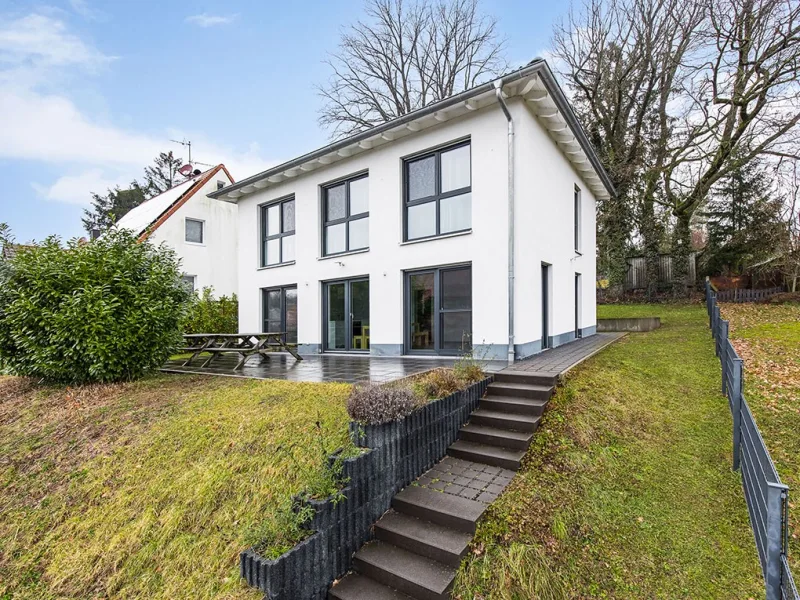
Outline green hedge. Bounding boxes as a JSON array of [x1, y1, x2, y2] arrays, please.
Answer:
[[184, 287, 238, 334], [0, 230, 192, 383]]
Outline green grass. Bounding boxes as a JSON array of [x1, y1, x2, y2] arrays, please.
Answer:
[[0, 374, 352, 600], [453, 304, 762, 599], [720, 302, 800, 570]]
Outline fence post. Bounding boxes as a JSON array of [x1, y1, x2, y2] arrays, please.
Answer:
[[731, 358, 743, 471], [720, 321, 729, 392], [766, 482, 790, 600]]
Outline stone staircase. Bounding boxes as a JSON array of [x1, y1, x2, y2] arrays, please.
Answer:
[[329, 371, 556, 600]]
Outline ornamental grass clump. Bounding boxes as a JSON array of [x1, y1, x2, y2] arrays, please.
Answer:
[[0, 230, 192, 384], [346, 382, 418, 425]]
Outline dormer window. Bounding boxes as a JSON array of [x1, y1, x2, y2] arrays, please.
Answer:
[[217, 180, 226, 190]]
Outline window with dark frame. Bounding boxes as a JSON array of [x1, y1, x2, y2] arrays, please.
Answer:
[[404, 141, 471, 241], [217, 180, 226, 190], [262, 285, 298, 344], [181, 274, 196, 293], [185, 218, 204, 244], [574, 185, 581, 253], [260, 197, 295, 267], [323, 174, 369, 256]]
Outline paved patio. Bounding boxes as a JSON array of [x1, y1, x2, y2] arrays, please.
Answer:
[[161, 332, 624, 384], [162, 352, 506, 383], [505, 332, 625, 379]]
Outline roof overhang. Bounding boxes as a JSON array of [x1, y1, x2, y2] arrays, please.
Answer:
[[210, 60, 615, 203]]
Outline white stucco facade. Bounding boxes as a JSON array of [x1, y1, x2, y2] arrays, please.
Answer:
[[228, 95, 600, 360], [116, 165, 239, 298]]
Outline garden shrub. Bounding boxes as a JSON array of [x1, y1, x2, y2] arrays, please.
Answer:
[[0, 230, 192, 383], [416, 368, 463, 399], [346, 383, 418, 425], [183, 287, 238, 334]]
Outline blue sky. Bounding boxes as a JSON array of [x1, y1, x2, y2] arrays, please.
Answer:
[[1, 0, 563, 242]]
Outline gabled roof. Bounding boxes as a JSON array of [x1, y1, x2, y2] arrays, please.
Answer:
[[115, 164, 234, 240], [209, 59, 615, 203]]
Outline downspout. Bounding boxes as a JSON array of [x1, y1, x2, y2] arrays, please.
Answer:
[[494, 79, 515, 365]]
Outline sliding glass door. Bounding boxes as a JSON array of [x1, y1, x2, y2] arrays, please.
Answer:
[[406, 265, 471, 355], [262, 286, 297, 344], [324, 278, 370, 352]]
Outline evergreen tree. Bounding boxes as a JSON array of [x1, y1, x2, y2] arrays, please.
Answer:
[[81, 183, 147, 235], [701, 160, 785, 276], [143, 151, 184, 198]]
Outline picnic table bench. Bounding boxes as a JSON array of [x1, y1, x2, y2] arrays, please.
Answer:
[[180, 332, 303, 371]]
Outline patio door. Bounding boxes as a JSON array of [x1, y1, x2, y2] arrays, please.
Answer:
[[324, 278, 370, 352], [406, 265, 472, 355], [262, 286, 298, 344]]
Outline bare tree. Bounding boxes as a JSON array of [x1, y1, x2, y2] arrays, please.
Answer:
[[318, 0, 508, 138], [659, 0, 800, 289]]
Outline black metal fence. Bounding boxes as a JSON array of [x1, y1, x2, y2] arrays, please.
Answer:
[[706, 279, 798, 600], [715, 286, 784, 303]]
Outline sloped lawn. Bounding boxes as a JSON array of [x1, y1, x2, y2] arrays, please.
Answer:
[[454, 304, 762, 599], [0, 374, 351, 600], [721, 301, 800, 570]]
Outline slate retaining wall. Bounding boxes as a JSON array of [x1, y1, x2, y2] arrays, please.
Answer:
[[239, 376, 492, 599]]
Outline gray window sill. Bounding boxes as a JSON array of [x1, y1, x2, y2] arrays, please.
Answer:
[[399, 229, 472, 246], [258, 261, 296, 271], [318, 248, 370, 261]]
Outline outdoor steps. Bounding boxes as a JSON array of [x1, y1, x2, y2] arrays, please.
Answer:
[[329, 371, 556, 600], [374, 509, 472, 567], [447, 439, 526, 470], [469, 408, 541, 432]]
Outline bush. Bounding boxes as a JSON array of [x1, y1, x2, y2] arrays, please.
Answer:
[[0, 230, 192, 383], [761, 292, 800, 304], [416, 368, 463, 399], [183, 287, 238, 334], [346, 383, 418, 425]]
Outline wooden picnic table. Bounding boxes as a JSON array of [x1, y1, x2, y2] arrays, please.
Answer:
[[180, 332, 303, 371]]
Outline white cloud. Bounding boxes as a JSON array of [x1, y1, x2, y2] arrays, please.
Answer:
[[0, 13, 113, 70], [68, 0, 103, 21], [31, 168, 133, 205], [2, 11, 273, 206], [185, 13, 238, 27]]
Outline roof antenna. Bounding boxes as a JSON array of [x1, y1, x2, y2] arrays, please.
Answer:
[[170, 138, 192, 167]]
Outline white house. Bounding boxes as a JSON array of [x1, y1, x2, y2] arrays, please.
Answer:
[[116, 164, 239, 297], [210, 60, 615, 362]]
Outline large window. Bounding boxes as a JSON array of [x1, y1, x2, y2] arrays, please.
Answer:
[[260, 197, 295, 267], [406, 265, 471, 354], [185, 218, 204, 244], [323, 174, 369, 256], [323, 278, 369, 351], [404, 141, 471, 241], [262, 285, 298, 344], [574, 185, 581, 253]]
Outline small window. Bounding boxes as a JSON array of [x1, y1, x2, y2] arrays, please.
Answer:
[[260, 197, 295, 267], [323, 174, 369, 256], [217, 180, 226, 190], [185, 218, 204, 244], [181, 275, 196, 292], [404, 141, 471, 241], [574, 186, 581, 253]]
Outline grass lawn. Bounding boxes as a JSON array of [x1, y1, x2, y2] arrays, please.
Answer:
[[0, 374, 352, 600], [721, 302, 800, 570], [454, 304, 762, 599]]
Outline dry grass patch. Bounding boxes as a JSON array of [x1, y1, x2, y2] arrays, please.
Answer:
[[0, 373, 352, 600]]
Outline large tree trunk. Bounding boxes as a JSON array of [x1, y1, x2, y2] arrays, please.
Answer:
[[672, 212, 691, 296], [640, 198, 661, 301]]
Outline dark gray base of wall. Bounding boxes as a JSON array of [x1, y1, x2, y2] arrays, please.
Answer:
[[473, 344, 509, 361], [580, 325, 597, 337], [297, 343, 321, 355], [548, 330, 576, 348], [597, 318, 659, 332], [370, 344, 403, 356], [239, 377, 492, 600], [514, 339, 542, 360]]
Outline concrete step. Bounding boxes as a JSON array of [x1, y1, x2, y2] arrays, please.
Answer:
[[392, 485, 485, 534], [494, 371, 558, 387], [352, 540, 456, 600], [486, 381, 553, 401], [480, 395, 548, 416], [459, 423, 534, 450], [374, 509, 471, 568], [448, 440, 526, 470], [469, 408, 541, 433], [329, 573, 413, 600]]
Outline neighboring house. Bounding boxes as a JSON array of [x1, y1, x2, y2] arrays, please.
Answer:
[[116, 164, 238, 297], [210, 60, 615, 362]]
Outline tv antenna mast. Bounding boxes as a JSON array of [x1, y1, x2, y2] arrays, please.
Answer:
[[170, 138, 192, 166]]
